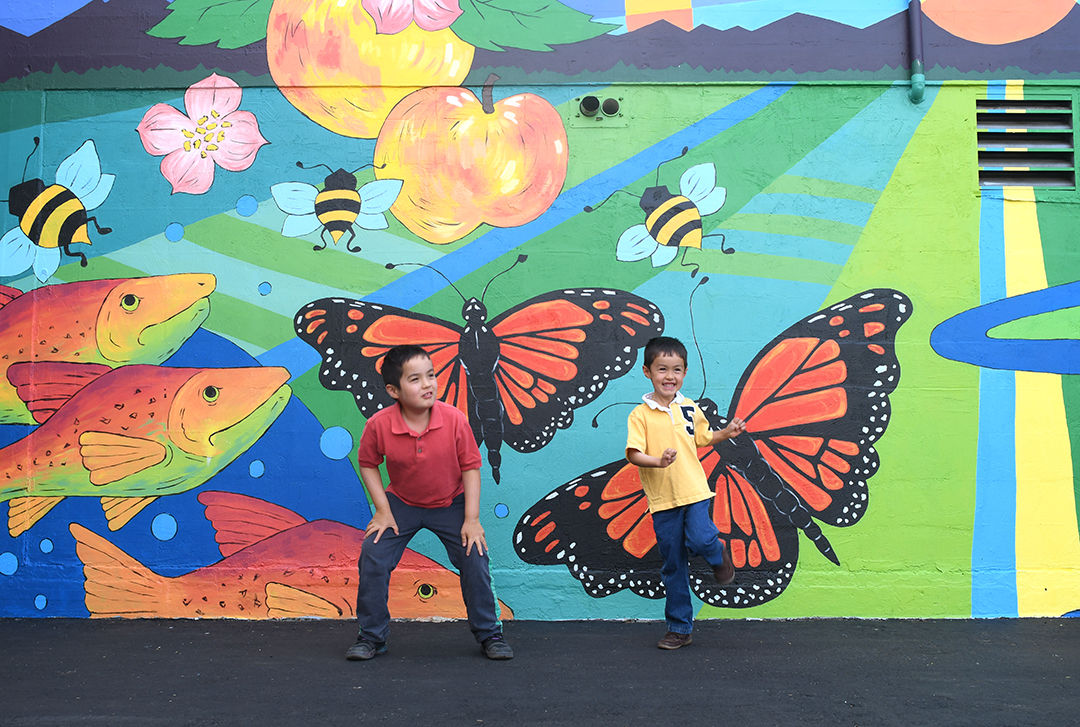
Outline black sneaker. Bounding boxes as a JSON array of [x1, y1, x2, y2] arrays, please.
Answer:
[[481, 634, 514, 660], [346, 638, 387, 661]]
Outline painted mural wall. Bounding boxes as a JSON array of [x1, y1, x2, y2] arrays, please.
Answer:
[[1, 0, 1079, 621]]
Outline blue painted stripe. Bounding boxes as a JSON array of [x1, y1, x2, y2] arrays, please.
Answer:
[[735, 193, 875, 227], [258, 337, 323, 382], [718, 229, 853, 266], [971, 186, 1018, 618], [986, 81, 1009, 101]]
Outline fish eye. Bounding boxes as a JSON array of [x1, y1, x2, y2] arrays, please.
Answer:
[[415, 583, 437, 600], [120, 294, 140, 312], [202, 386, 220, 403]]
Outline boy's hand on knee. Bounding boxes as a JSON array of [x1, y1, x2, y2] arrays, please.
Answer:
[[366, 510, 399, 543], [461, 519, 487, 557]]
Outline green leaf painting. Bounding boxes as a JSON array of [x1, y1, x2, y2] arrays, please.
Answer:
[[147, 0, 274, 49], [453, 0, 618, 51]]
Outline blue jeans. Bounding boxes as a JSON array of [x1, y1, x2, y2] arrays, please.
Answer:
[[356, 492, 502, 644], [651, 499, 727, 634]]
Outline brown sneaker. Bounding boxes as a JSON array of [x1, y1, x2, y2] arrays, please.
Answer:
[[714, 549, 735, 585], [657, 631, 693, 650]]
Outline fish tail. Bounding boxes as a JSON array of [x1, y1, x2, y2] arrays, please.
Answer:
[[69, 523, 171, 618]]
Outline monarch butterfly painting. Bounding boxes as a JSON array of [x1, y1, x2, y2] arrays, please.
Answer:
[[514, 288, 912, 608]]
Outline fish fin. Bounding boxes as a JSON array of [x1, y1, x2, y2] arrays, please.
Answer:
[[8, 496, 64, 537], [69, 523, 168, 617], [7, 362, 113, 424], [100, 496, 159, 531], [265, 582, 343, 619], [0, 285, 21, 307], [79, 431, 167, 485], [197, 492, 307, 557]]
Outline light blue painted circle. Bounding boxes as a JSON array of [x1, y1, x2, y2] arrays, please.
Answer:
[[259, 281, 272, 296], [236, 195, 258, 217], [39, 539, 53, 554], [165, 222, 184, 242], [249, 459, 265, 478], [0, 552, 16, 575], [35, 595, 47, 610], [320, 427, 353, 460], [152, 513, 178, 541], [494, 503, 509, 519]]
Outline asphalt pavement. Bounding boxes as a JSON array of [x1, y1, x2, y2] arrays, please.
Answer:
[[2, 617, 1078, 726]]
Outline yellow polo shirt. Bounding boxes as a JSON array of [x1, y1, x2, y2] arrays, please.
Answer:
[[626, 391, 714, 513]]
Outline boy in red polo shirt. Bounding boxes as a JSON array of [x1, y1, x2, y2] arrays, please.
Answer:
[[346, 344, 512, 661]]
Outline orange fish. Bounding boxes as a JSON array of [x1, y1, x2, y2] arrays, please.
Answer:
[[71, 491, 515, 621]]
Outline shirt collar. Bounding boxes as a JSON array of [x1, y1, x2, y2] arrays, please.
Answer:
[[388, 400, 445, 436], [642, 390, 685, 412]]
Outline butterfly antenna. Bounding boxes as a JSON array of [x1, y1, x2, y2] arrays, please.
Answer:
[[481, 254, 528, 302], [688, 275, 710, 399], [654, 146, 689, 185], [582, 188, 638, 213], [590, 401, 638, 428], [295, 161, 335, 174], [22, 137, 40, 182], [703, 230, 735, 254], [384, 262, 467, 303]]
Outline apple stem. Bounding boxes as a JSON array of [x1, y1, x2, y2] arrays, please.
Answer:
[[481, 73, 500, 114]]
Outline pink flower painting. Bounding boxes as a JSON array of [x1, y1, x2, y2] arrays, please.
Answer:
[[362, 0, 462, 34], [136, 74, 268, 195]]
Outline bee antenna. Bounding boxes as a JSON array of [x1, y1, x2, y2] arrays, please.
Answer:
[[583, 188, 637, 213], [688, 274, 710, 399], [655, 146, 690, 185], [350, 162, 387, 174], [22, 137, 41, 182], [384, 261, 467, 303], [481, 254, 528, 302], [296, 161, 335, 174], [590, 401, 637, 428]]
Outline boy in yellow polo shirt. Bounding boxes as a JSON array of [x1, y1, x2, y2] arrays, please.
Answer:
[[626, 336, 746, 650]]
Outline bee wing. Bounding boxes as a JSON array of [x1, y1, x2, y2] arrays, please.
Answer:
[[616, 224, 657, 262], [32, 246, 61, 283], [680, 163, 726, 215], [79, 173, 115, 212], [650, 243, 679, 267], [271, 182, 318, 215], [0, 227, 36, 277], [356, 212, 390, 231], [55, 140, 105, 200], [358, 178, 403, 214], [280, 213, 322, 238]]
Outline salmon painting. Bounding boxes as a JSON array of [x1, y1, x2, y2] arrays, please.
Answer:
[[71, 491, 516, 621], [0, 274, 215, 425], [1, 362, 291, 536]]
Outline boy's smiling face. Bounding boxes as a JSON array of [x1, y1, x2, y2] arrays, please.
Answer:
[[643, 352, 686, 407], [386, 354, 438, 413]]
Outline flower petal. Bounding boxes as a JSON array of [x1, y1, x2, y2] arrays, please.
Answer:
[[209, 110, 268, 172], [184, 73, 242, 121], [160, 149, 215, 195], [0, 227, 36, 277], [136, 104, 193, 157], [412, 0, 462, 31], [33, 246, 62, 283], [362, 0, 416, 35]]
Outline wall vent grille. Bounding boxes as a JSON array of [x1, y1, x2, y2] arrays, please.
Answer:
[[977, 99, 1075, 188]]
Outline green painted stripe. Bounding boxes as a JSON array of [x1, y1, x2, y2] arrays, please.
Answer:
[[719, 213, 863, 246], [688, 248, 842, 286], [764, 175, 881, 204], [183, 215, 402, 297]]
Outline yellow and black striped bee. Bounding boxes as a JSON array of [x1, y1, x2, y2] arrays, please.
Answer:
[[1, 138, 114, 282], [271, 162, 403, 253], [584, 146, 732, 274]]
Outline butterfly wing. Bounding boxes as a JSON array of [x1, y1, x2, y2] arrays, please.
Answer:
[[729, 289, 913, 528], [489, 288, 664, 453], [294, 298, 469, 419]]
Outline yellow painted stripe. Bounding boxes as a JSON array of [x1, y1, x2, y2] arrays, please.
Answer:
[[1005, 80, 1024, 100], [1003, 184, 1080, 616]]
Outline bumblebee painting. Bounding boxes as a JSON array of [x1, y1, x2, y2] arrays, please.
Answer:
[[271, 163, 403, 252], [585, 147, 731, 272], [1, 138, 114, 282]]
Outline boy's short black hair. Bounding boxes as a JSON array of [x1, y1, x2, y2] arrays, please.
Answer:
[[381, 344, 432, 388], [643, 336, 688, 368]]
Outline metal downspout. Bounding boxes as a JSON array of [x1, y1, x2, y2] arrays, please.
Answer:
[[909, 0, 926, 104]]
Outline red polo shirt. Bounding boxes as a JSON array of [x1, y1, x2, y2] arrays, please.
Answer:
[[357, 400, 483, 509]]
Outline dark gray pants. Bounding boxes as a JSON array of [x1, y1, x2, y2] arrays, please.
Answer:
[[356, 492, 501, 644]]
